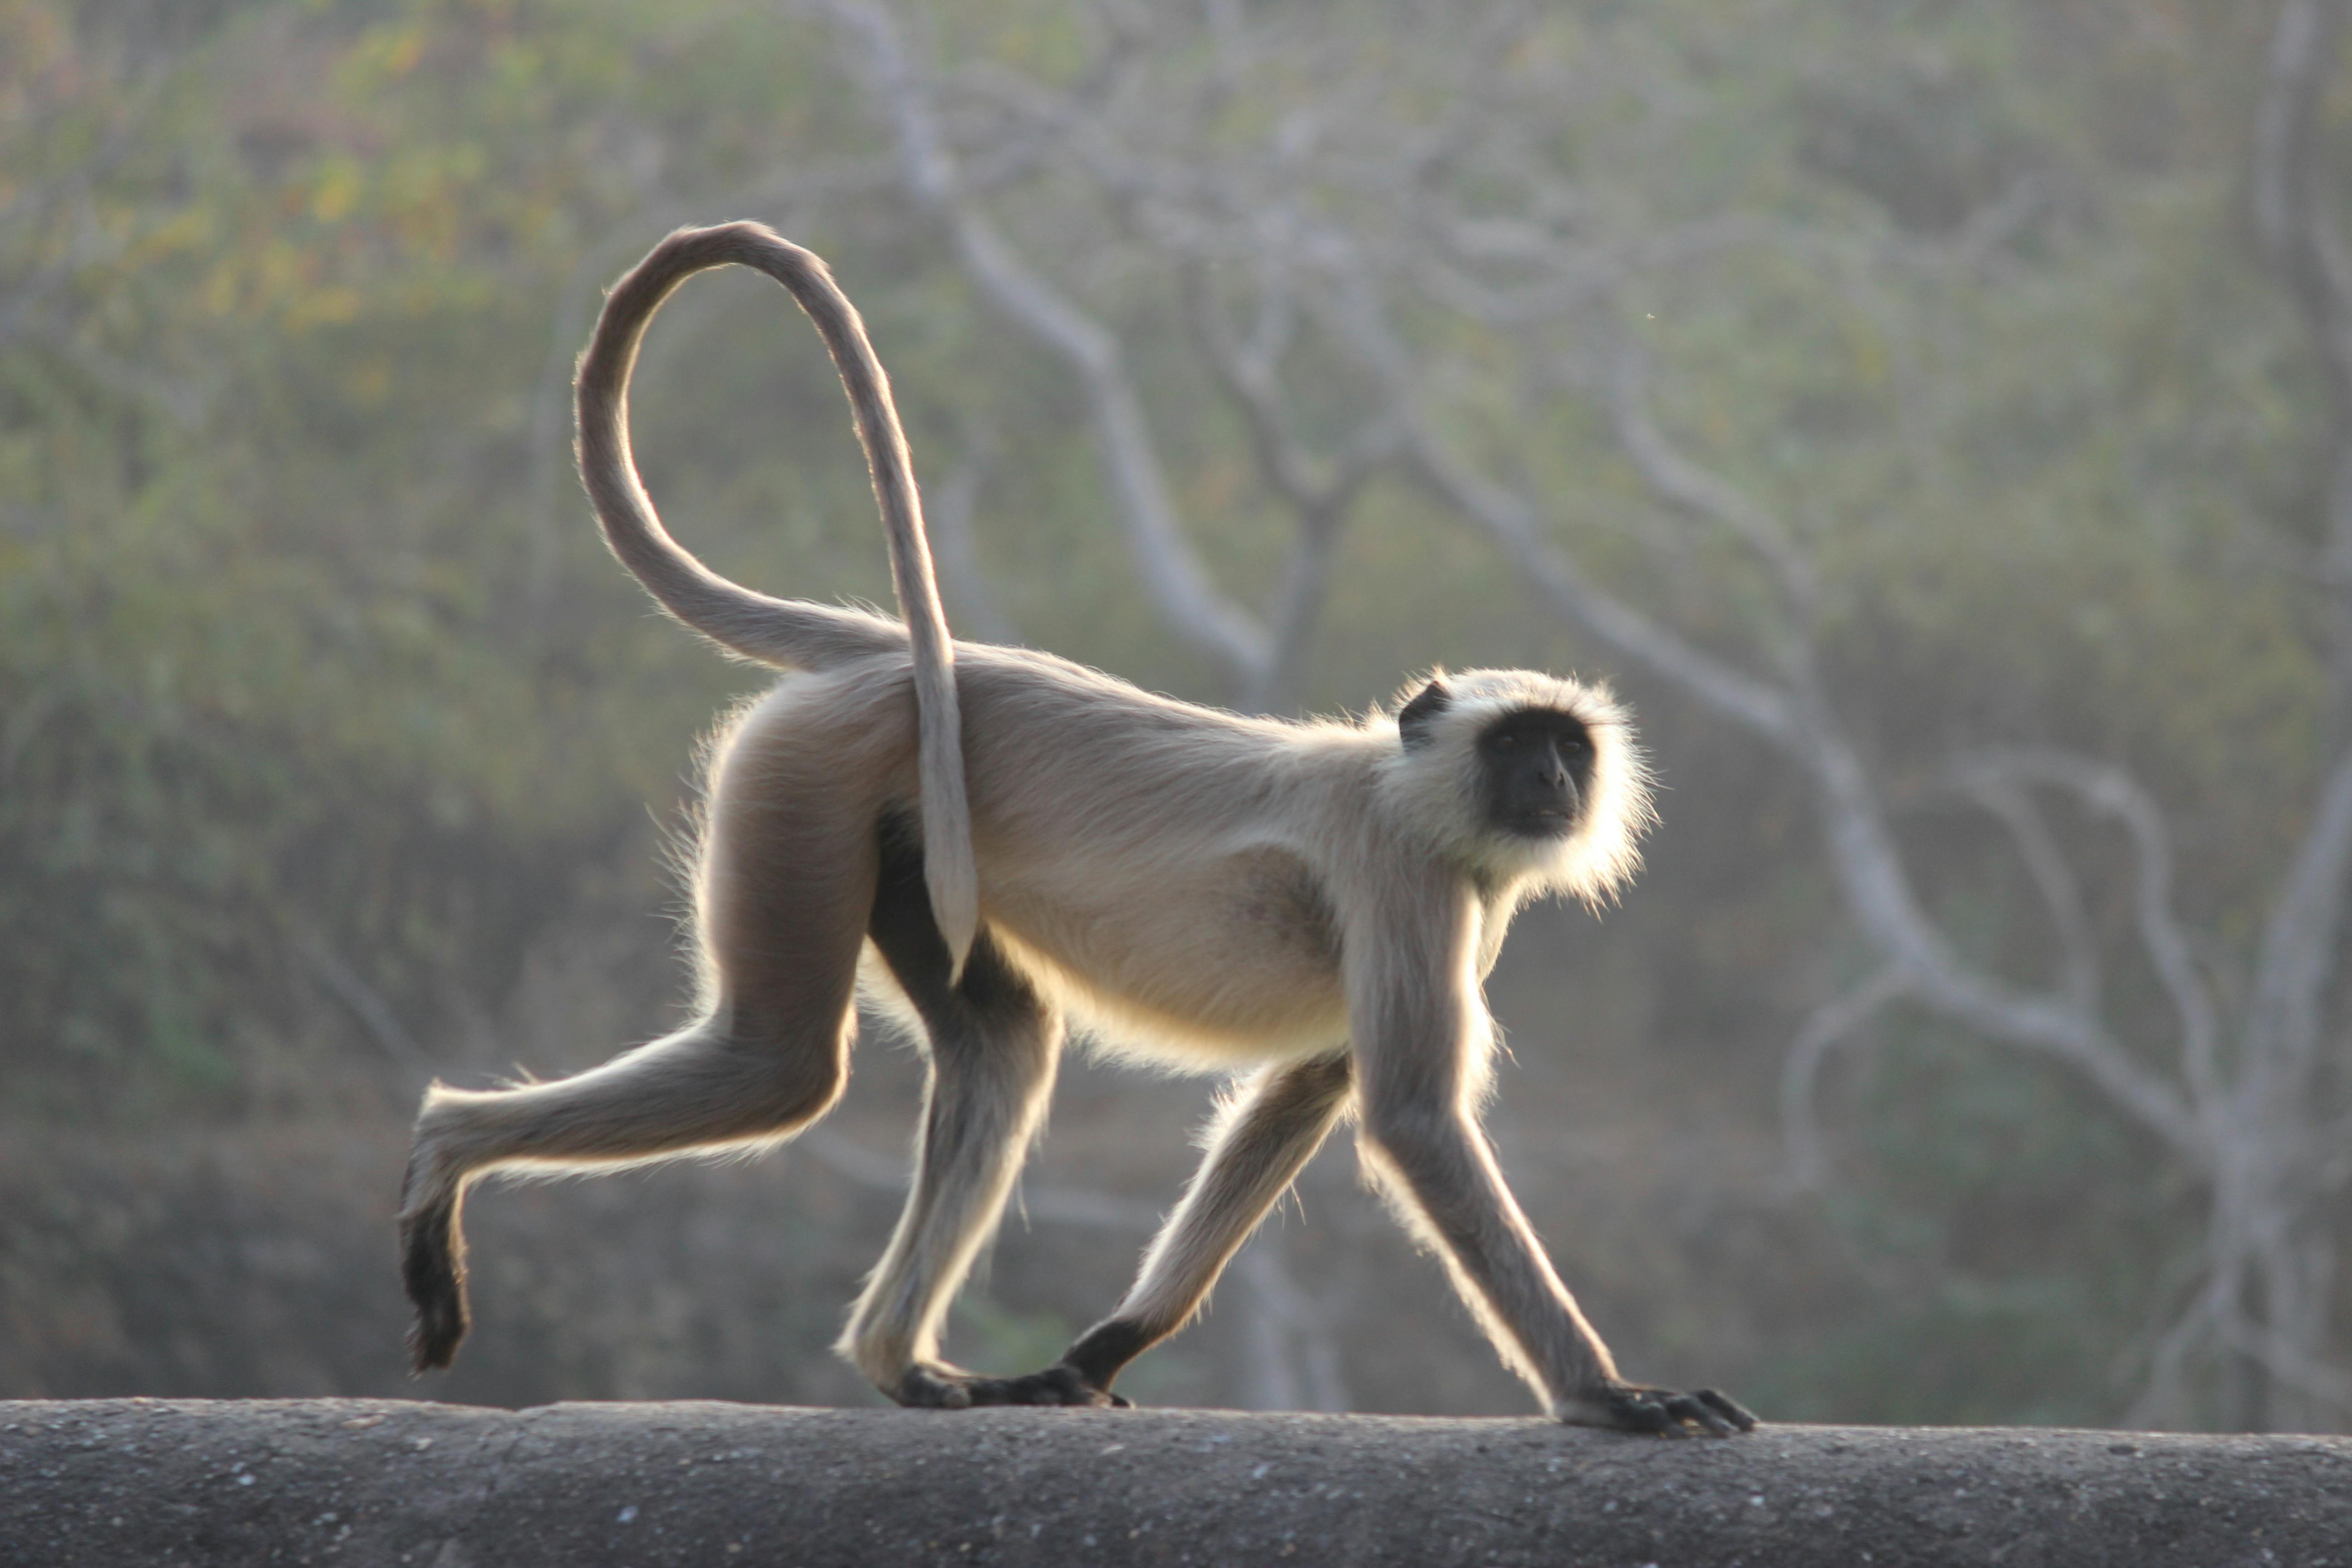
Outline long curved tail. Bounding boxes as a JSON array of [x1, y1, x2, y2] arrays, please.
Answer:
[[575, 222, 978, 975]]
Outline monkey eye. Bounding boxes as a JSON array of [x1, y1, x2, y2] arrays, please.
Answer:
[[1496, 735, 1518, 750]]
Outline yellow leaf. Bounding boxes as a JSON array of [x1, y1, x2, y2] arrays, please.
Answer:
[[312, 156, 363, 224]]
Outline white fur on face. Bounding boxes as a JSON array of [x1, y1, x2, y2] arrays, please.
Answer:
[[1375, 668, 1653, 906]]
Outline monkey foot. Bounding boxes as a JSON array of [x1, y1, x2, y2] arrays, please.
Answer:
[[1562, 1382, 1756, 1437], [398, 1198, 468, 1375], [894, 1362, 1132, 1410]]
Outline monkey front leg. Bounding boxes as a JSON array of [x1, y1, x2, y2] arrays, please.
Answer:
[[1356, 1101, 1752, 1435], [837, 977, 1065, 1408], [1049, 1052, 1357, 1401], [1351, 905, 1754, 1435]]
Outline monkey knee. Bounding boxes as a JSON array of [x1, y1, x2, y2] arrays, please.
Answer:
[[756, 1053, 846, 1126], [702, 1027, 848, 1130]]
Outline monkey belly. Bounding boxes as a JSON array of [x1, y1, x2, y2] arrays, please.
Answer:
[[982, 848, 1350, 1068]]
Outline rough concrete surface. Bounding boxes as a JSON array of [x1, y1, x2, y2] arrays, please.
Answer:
[[1, 1400, 2347, 1567]]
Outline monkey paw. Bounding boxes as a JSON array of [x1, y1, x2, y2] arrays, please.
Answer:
[[895, 1362, 1132, 1410], [1563, 1382, 1756, 1437]]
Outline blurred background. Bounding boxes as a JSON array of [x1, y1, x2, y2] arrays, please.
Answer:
[[6, 0, 2352, 1434]]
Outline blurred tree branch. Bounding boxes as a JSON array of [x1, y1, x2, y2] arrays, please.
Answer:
[[918, 422, 1024, 647], [2255, 1, 2352, 734], [827, 0, 1275, 693], [798, 0, 2352, 1430], [514, 159, 902, 638], [1183, 265, 1403, 711], [825, 0, 1431, 711]]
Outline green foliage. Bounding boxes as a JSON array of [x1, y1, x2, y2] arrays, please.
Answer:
[[4, 0, 2345, 1425], [0, 0, 789, 1111], [1755, 1023, 2179, 1426]]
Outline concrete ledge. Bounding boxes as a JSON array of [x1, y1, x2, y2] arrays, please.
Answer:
[[3, 1399, 2348, 1567]]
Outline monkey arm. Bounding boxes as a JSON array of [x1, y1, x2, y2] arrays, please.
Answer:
[[1347, 877, 1753, 1436]]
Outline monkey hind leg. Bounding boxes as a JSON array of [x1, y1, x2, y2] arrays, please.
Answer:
[[397, 1004, 858, 1372], [396, 1005, 857, 1372], [839, 957, 1065, 1406], [400, 735, 880, 1373], [838, 818, 1080, 1406]]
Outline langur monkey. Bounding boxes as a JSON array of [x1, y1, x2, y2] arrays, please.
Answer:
[[397, 221, 1754, 1436]]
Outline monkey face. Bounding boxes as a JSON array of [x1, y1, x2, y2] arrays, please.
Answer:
[[1477, 710, 1592, 839]]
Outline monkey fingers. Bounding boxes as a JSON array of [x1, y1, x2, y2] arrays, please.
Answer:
[[972, 1363, 1135, 1409], [896, 1362, 1132, 1410], [1582, 1382, 1758, 1437]]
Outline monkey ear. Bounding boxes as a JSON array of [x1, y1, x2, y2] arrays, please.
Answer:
[[1396, 678, 1454, 750]]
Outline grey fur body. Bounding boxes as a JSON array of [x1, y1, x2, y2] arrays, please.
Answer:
[[397, 222, 1753, 1437]]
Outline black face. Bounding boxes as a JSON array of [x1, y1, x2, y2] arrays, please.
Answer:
[[1479, 710, 1592, 839]]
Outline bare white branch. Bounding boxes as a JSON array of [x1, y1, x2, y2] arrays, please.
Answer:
[[1950, 748, 2222, 1108], [2253, 0, 2352, 361], [776, 0, 2352, 1421], [1236, 1236, 1352, 1413], [1314, 270, 1804, 741], [920, 429, 1023, 648], [1557, 345, 2207, 1155], [828, 0, 1273, 689], [1778, 965, 1910, 1192], [1603, 339, 1818, 622], [1186, 263, 1403, 710], [294, 931, 436, 1077], [515, 161, 896, 632], [2245, 749, 2352, 1085], [1949, 769, 2101, 1011]]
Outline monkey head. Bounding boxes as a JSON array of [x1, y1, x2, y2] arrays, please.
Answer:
[[1385, 668, 1653, 906]]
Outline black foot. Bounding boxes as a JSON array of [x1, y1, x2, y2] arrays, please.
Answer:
[[399, 1197, 467, 1374], [894, 1362, 1133, 1410], [1565, 1382, 1757, 1437]]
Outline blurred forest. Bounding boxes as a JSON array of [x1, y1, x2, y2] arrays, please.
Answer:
[[7, 0, 2352, 1433]]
